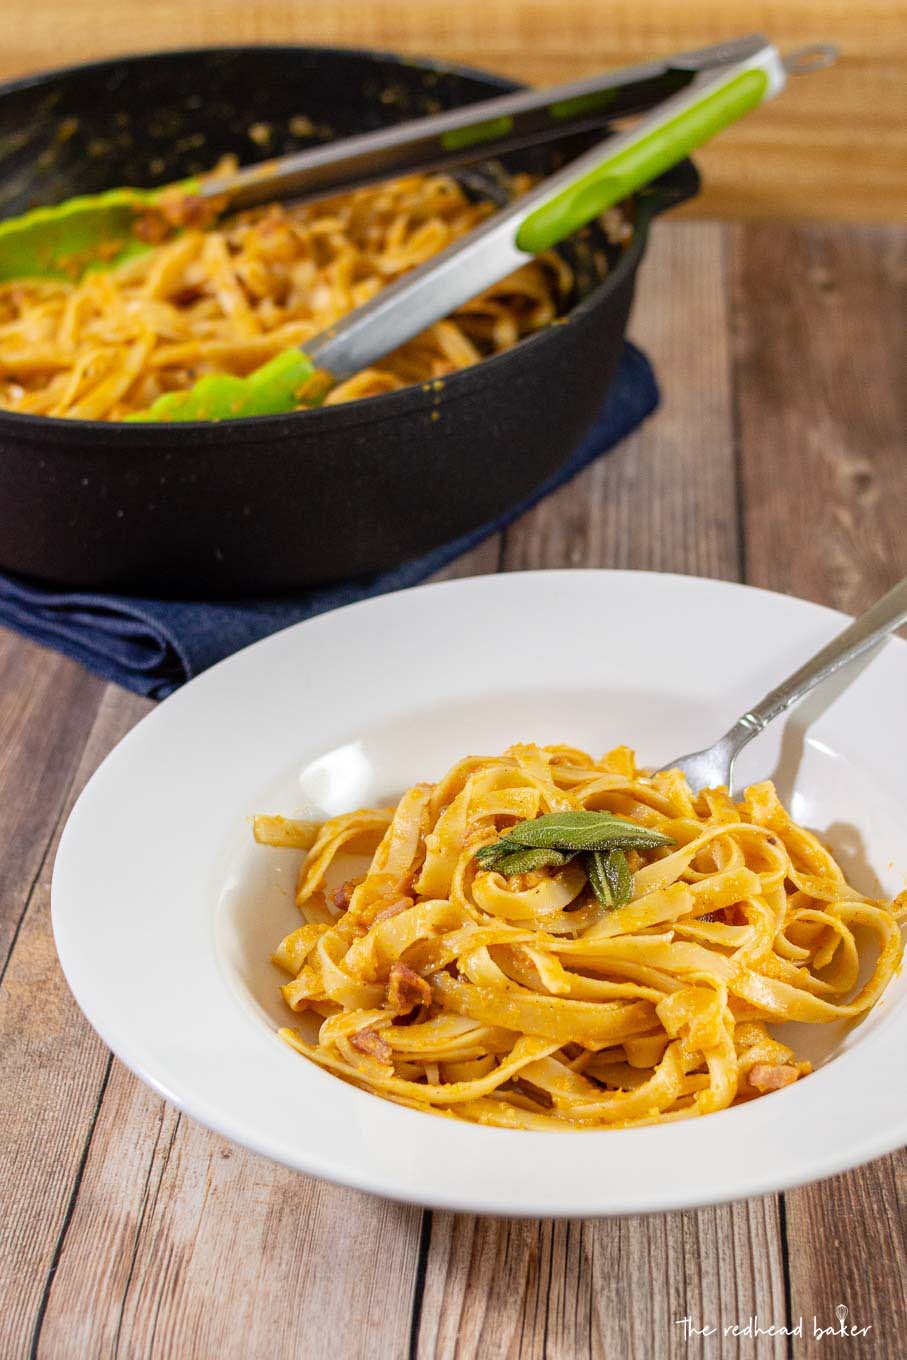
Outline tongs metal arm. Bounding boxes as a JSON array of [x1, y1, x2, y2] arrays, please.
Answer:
[[198, 35, 771, 212]]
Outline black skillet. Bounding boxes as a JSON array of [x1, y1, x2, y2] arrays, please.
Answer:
[[0, 46, 698, 595]]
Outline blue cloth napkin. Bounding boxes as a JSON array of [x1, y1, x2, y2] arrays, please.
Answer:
[[0, 343, 657, 698]]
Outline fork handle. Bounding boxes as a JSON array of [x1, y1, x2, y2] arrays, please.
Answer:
[[735, 577, 907, 738]]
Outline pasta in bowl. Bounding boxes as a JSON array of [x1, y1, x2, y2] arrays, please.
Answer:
[[255, 742, 905, 1131]]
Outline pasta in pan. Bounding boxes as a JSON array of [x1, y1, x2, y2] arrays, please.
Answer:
[[0, 173, 572, 420], [257, 744, 905, 1130]]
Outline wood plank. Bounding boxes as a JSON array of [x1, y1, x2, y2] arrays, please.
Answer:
[[414, 220, 789, 1357], [731, 220, 907, 1358], [731, 223, 907, 612], [0, 633, 103, 969], [417, 1198, 788, 1359], [0, 684, 150, 1360], [38, 1060, 422, 1360], [783, 1155, 907, 1359], [1, 1, 905, 222], [502, 220, 739, 579]]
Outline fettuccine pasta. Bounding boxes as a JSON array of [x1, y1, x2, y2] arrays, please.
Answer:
[[0, 172, 571, 420], [258, 744, 905, 1130]]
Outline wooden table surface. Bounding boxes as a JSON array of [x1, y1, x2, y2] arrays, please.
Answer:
[[2, 215, 905, 1357]]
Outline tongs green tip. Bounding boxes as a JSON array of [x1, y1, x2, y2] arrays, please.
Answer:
[[126, 348, 323, 423], [0, 180, 200, 284]]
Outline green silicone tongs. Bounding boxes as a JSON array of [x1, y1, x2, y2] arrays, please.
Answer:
[[133, 40, 817, 422], [0, 35, 771, 286]]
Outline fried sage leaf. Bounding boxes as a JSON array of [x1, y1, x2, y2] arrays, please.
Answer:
[[493, 847, 574, 876], [602, 847, 633, 904], [474, 839, 520, 868], [585, 848, 633, 909], [502, 810, 674, 853]]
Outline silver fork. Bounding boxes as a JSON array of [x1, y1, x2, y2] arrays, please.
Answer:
[[658, 576, 907, 791]]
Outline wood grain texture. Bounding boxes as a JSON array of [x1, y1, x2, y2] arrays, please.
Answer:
[[732, 219, 907, 1359], [784, 1154, 907, 1360], [0, 635, 103, 970], [417, 1199, 788, 1359], [731, 223, 907, 613], [0, 684, 149, 1360], [0, 0, 905, 222], [501, 220, 739, 579], [38, 1060, 422, 1360]]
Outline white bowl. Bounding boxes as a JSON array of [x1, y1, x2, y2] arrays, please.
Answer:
[[52, 571, 907, 1216]]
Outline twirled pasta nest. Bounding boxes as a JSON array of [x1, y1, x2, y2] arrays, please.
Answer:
[[255, 743, 905, 1130]]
